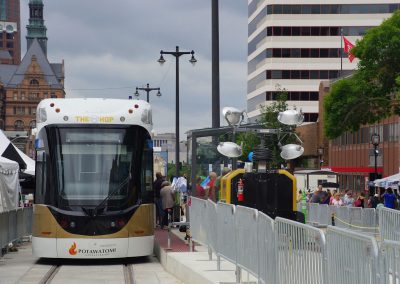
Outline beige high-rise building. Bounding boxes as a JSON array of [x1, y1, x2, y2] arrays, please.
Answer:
[[247, 1, 400, 122]]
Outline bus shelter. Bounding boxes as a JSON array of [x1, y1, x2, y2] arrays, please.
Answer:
[[187, 124, 264, 196]]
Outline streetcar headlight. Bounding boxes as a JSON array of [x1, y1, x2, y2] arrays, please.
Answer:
[[70, 221, 76, 228], [37, 108, 47, 123], [110, 221, 116, 228]]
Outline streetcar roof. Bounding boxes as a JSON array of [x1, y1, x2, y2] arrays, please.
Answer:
[[35, 98, 152, 133]]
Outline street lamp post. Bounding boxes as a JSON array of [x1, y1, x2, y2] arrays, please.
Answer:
[[371, 133, 380, 180], [158, 46, 197, 177], [317, 147, 324, 169], [134, 83, 161, 103]]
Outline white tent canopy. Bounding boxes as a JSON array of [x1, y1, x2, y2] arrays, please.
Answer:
[[0, 156, 20, 212], [0, 130, 35, 175], [374, 173, 400, 188], [15, 146, 35, 176]]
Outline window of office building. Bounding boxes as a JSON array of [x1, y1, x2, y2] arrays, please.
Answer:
[[249, 26, 371, 56], [266, 69, 341, 80], [252, 4, 400, 16]]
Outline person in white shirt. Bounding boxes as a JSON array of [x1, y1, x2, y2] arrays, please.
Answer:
[[343, 190, 354, 206]]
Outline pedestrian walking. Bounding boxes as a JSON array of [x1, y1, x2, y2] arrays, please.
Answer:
[[153, 172, 165, 227], [160, 181, 175, 229]]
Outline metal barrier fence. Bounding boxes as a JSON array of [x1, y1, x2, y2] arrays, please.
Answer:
[[318, 204, 330, 227], [307, 203, 319, 225], [0, 207, 33, 251], [327, 226, 379, 284], [206, 200, 218, 255], [275, 217, 326, 284], [189, 198, 400, 284], [379, 240, 400, 284], [379, 207, 400, 242], [189, 197, 208, 246], [216, 202, 236, 265], [304, 203, 379, 234], [235, 206, 259, 278], [257, 212, 275, 284]]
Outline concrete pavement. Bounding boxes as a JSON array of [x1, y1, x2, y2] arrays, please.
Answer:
[[0, 229, 254, 284], [155, 228, 257, 284], [0, 241, 182, 284], [0, 242, 40, 284]]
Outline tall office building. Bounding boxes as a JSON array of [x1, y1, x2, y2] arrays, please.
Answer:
[[0, 0, 21, 64], [247, 1, 400, 123]]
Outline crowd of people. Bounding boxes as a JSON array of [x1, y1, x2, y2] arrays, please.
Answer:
[[298, 184, 399, 209], [195, 168, 232, 202], [153, 172, 188, 229]]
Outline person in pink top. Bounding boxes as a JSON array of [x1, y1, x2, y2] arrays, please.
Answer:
[[329, 190, 338, 204], [330, 193, 343, 206]]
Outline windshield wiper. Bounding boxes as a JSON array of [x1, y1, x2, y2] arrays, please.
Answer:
[[90, 177, 130, 217]]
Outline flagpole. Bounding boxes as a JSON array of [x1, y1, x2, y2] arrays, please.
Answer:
[[340, 28, 343, 78]]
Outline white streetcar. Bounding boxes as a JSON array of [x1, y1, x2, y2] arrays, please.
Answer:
[[32, 98, 155, 258]]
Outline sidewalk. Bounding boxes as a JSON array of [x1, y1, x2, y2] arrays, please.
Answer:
[[0, 241, 40, 284], [154, 228, 257, 284]]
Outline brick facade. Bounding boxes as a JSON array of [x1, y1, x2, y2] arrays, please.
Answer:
[[0, 0, 21, 65], [316, 80, 400, 192], [4, 56, 64, 132]]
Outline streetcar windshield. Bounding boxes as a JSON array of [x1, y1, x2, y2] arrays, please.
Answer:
[[45, 125, 152, 209]]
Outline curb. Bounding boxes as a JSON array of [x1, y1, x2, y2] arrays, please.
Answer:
[[154, 239, 214, 284]]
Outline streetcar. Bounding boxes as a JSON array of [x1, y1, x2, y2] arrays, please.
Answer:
[[32, 98, 155, 258]]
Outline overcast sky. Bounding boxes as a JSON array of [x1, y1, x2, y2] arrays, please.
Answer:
[[20, 0, 248, 139]]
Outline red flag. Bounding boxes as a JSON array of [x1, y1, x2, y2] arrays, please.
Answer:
[[343, 36, 356, 63]]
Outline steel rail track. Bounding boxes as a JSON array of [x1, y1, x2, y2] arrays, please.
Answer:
[[123, 263, 135, 284], [39, 265, 61, 284]]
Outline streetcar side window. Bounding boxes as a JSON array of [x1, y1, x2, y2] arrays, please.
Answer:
[[141, 139, 154, 203], [35, 150, 46, 204]]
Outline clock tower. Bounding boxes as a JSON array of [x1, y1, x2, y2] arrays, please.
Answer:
[[26, 0, 47, 55]]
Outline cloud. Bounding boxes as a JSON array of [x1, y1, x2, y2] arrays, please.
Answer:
[[20, 0, 248, 139]]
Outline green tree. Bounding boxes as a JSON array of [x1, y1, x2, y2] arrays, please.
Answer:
[[324, 11, 400, 139], [235, 131, 259, 162], [167, 162, 190, 181], [258, 90, 295, 169]]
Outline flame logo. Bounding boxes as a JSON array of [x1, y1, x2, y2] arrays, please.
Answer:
[[69, 242, 77, 255]]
